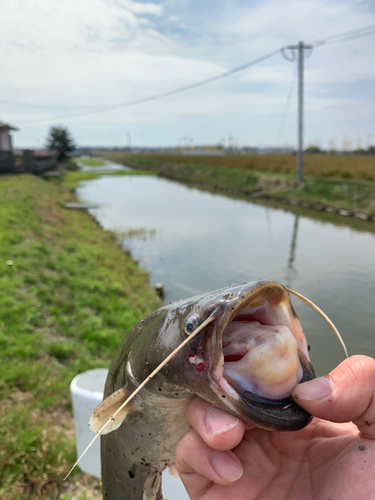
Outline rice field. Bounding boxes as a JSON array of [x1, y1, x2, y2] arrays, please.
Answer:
[[101, 152, 375, 214], [120, 153, 375, 181]]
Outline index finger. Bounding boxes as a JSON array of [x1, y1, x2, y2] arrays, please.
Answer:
[[185, 396, 246, 450]]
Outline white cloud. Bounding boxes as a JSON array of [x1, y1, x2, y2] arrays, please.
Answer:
[[1, 0, 375, 147], [166, 15, 181, 23], [118, 0, 163, 16], [0, 0, 162, 52]]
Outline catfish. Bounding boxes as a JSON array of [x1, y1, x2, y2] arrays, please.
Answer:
[[91, 280, 316, 500]]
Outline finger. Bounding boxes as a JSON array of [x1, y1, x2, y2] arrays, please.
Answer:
[[291, 355, 375, 437], [185, 396, 246, 450], [175, 428, 243, 498]]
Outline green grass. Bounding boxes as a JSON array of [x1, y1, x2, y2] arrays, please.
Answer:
[[102, 153, 375, 215], [274, 176, 375, 210], [76, 157, 106, 166], [0, 174, 161, 499], [62, 168, 155, 189]]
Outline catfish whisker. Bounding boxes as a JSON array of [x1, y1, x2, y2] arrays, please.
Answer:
[[63, 311, 218, 481], [286, 287, 348, 358]]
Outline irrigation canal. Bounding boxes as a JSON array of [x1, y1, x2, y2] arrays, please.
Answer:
[[77, 161, 375, 375], [76, 161, 375, 498]]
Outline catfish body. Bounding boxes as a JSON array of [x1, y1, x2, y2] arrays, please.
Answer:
[[94, 280, 316, 499]]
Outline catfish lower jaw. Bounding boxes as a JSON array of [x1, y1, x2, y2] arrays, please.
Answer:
[[219, 351, 315, 432], [233, 353, 315, 431], [225, 351, 316, 431], [231, 388, 314, 432]]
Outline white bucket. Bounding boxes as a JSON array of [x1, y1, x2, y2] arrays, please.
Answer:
[[70, 369, 189, 499], [70, 368, 108, 478]]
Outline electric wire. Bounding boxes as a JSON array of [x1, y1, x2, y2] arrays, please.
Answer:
[[16, 48, 282, 125], [309, 24, 375, 46], [277, 66, 296, 141], [314, 30, 375, 47], [0, 98, 90, 110], [7, 23, 375, 126]]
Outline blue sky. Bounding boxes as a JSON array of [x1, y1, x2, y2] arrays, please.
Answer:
[[1, 0, 375, 149]]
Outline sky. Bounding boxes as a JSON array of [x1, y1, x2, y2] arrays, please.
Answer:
[[1, 0, 375, 149]]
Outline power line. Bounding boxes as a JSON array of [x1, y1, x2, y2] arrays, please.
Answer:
[[9, 23, 375, 126], [316, 29, 375, 46], [309, 23, 375, 46], [16, 48, 282, 125], [0, 98, 90, 110], [277, 67, 296, 141]]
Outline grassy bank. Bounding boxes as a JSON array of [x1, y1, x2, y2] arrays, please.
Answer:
[[62, 168, 154, 189], [103, 153, 375, 216], [0, 174, 161, 499], [76, 158, 106, 166], [105, 152, 375, 181]]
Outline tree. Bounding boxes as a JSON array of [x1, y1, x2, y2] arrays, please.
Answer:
[[46, 126, 75, 161], [305, 146, 321, 154]]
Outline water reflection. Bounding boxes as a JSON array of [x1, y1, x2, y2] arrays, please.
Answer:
[[284, 214, 300, 289], [77, 172, 375, 377], [76, 159, 130, 172]]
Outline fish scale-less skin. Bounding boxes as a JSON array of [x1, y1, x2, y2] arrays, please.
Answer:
[[100, 280, 315, 499], [101, 403, 189, 499], [101, 317, 192, 499], [101, 362, 191, 498]]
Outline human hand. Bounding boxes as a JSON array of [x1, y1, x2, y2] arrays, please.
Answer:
[[175, 355, 375, 500]]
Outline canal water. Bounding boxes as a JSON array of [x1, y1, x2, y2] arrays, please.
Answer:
[[77, 164, 375, 498], [77, 167, 375, 374]]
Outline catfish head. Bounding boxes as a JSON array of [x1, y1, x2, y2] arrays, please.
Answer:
[[128, 279, 315, 432]]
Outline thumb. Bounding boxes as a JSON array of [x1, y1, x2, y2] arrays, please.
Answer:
[[291, 355, 375, 438]]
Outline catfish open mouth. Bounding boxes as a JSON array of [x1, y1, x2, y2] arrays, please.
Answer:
[[212, 282, 316, 431]]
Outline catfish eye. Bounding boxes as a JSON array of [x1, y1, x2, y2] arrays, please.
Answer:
[[184, 315, 201, 335]]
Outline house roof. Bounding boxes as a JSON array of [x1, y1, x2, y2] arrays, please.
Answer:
[[0, 120, 19, 131]]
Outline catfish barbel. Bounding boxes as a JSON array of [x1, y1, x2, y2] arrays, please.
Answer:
[[90, 280, 316, 500]]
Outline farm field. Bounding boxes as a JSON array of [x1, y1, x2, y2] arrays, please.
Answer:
[[102, 153, 375, 215], [106, 152, 375, 181]]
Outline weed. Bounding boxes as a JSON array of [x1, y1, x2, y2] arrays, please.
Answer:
[[77, 158, 105, 166]]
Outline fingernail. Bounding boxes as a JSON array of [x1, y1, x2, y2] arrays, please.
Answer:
[[212, 451, 243, 482], [205, 406, 239, 437], [293, 376, 332, 401]]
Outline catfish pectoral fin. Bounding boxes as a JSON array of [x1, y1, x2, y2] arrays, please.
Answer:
[[168, 462, 180, 478], [89, 385, 135, 434], [143, 468, 163, 500]]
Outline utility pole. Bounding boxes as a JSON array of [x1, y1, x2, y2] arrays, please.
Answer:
[[127, 131, 131, 150], [283, 41, 313, 180]]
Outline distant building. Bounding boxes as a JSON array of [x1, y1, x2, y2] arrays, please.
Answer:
[[0, 121, 58, 174], [0, 120, 18, 152], [240, 147, 259, 154], [182, 149, 225, 156], [0, 121, 19, 173], [258, 147, 295, 155]]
